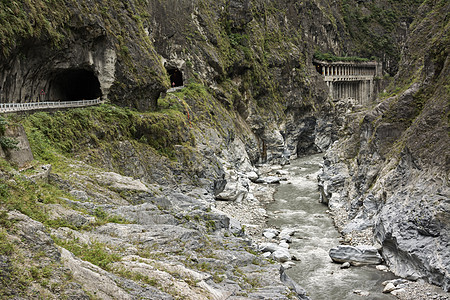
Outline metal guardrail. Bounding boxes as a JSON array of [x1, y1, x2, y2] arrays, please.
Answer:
[[0, 98, 104, 113]]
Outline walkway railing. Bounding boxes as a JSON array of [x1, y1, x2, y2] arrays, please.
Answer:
[[0, 98, 104, 113]]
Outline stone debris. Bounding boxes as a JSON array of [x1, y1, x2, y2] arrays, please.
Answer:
[[215, 179, 248, 202], [383, 282, 397, 293], [259, 242, 280, 253], [282, 261, 296, 269], [246, 171, 259, 181], [290, 251, 302, 261], [263, 228, 280, 239], [27, 164, 52, 183], [279, 241, 290, 249], [378, 279, 450, 300], [279, 228, 296, 242]]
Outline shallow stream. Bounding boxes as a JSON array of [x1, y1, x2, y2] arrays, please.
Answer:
[[267, 154, 396, 300]]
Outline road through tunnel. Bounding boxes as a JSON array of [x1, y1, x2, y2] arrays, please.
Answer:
[[48, 69, 102, 101], [167, 68, 183, 88]]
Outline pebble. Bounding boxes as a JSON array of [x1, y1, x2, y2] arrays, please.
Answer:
[[291, 254, 301, 261], [272, 248, 291, 262], [279, 228, 296, 242], [389, 280, 450, 300], [391, 288, 406, 296], [340, 262, 351, 269]]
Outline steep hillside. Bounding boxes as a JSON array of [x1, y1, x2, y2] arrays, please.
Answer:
[[0, 1, 347, 298], [0, 0, 448, 299], [320, 0, 449, 291]]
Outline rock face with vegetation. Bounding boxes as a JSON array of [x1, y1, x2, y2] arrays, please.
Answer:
[[319, 0, 449, 292], [0, 0, 448, 299]]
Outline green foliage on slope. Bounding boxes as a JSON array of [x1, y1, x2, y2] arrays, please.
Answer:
[[0, 0, 68, 56], [313, 51, 371, 62], [17, 103, 193, 163], [0, 0, 168, 89], [340, 0, 424, 74], [0, 116, 18, 150]]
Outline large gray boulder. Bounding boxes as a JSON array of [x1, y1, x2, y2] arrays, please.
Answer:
[[329, 245, 382, 265], [1, 124, 34, 168], [272, 248, 291, 263], [215, 179, 248, 202]]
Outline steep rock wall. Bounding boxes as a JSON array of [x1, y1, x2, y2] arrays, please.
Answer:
[[0, 0, 420, 166], [319, 0, 449, 291], [0, 0, 448, 298], [0, 0, 168, 111]]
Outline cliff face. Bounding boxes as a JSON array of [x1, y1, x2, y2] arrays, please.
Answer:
[[0, 0, 418, 161], [0, 0, 424, 154], [0, 0, 448, 298], [0, 0, 350, 169], [0, 1, 353, 298], [0, 0, 167, 111], [319, 0, 449, 291]]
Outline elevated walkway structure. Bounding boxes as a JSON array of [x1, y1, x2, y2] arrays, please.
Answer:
[[0, 98, 104, 113], [313, 60, 382, 105]]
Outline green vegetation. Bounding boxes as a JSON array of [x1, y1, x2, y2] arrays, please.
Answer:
[[0, 222, 59, 297], [0, 0, 67, 57], [340, 0, 423, 74], [0, 0, 168, 105], [114, 267, 158, 286], [313, 51, 371, 62], [16, 103, 193, 164], [93, 207, 129, 225], [193, 0, 306, 111], [0, 229, 13, 256], [54, 238, 121, 271], [0, 174, 60, 224], [0, 116, 18, 151]]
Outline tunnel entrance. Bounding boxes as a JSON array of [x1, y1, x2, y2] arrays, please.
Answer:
[[167, 68, 183, 87], [49, 69, 102, 101], [313, 62, 323, 75]]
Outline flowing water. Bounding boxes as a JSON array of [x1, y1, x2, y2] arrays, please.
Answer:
[[267, 154, 396, 300]]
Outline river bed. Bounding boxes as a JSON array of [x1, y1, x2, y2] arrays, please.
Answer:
[[266, 154, 396, 300]]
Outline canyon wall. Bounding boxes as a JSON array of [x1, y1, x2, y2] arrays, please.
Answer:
[[319, 0, 449, 291], [0, 0, 448, 297]]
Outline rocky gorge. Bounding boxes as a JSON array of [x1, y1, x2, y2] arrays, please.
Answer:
[[0, 0, 449, 299]]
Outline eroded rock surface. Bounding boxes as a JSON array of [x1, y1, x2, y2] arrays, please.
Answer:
[[329, 245, 383, 265]]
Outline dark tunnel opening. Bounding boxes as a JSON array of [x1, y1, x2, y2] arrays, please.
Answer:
[[49, 69, 102, 101], [167, 68, 183, 88], [313, 62, 323, 75]]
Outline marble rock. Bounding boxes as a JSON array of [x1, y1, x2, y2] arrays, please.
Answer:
[[263, 228, 280, 239], [272, 248, 291, 263], [329, 245, 382, 265]]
